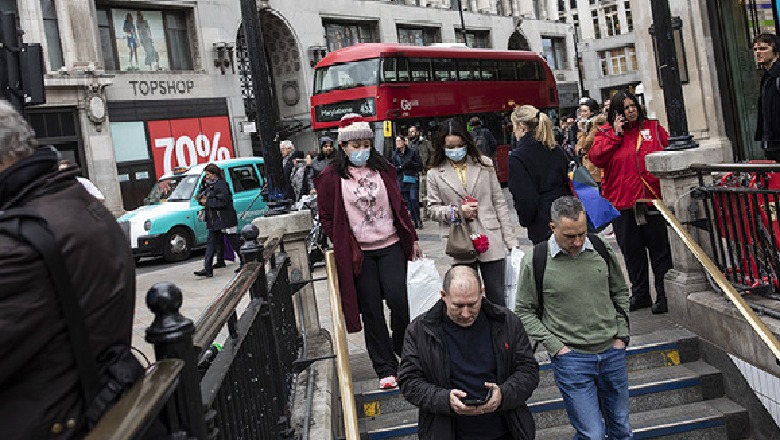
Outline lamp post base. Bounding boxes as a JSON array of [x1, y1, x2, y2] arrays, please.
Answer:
[[666, 134, 698, 151]]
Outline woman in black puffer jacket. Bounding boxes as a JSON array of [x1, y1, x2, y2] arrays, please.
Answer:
[[194, 163, 240, 277]]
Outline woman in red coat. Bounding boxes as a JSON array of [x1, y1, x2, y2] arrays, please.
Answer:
[[316, 113, 423, 389], [589, 91, 672, 314]]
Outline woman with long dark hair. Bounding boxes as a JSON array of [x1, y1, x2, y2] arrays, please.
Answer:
[[316, 113, 422, 389], [507, 105, 572, 244], [426, 118, 517, 306], [194, 163, 240, 277], [590, 91, 672, 314]]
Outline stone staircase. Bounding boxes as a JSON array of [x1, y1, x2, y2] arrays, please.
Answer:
[[344, 329, 752, 439]]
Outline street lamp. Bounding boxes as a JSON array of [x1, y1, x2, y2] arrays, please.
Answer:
[[649, 0, 697, 151], [456, 0, 467, 45]]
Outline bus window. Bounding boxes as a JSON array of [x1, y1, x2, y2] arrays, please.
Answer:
[[314, 58, 380, 94], [382, 58, 398, 82], [517, 60, 542, 81], [397, 58, 410, 82], [480, 60, 497, 80], [457, 59, 480, 81], [497, 61, 517, 80], [433, 58, 455, 81], [409, 58, 431, 82]]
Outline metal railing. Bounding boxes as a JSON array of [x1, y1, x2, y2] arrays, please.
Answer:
[[87, 226, 301, 440], [690, 163, 780, 296]]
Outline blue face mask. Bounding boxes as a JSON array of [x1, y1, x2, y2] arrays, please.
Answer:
[[349, 149, 371, 167], [445, 147, 467, 162]]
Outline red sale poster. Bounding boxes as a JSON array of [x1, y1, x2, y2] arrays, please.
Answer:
[[148, 116, 235, 178]]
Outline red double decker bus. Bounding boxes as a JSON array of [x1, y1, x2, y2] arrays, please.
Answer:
[[310, 43, 559, 183]]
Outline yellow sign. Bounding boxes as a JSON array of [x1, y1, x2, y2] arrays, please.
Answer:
[[384, 121, 393, 137], [662, 350, 681, 366], [363, 401, 380, 417]]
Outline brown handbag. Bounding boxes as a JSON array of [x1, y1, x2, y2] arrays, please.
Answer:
[[446, 220, 478, 262]]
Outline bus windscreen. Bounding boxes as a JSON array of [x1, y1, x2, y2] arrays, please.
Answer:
[[314, 58, 380, 94]]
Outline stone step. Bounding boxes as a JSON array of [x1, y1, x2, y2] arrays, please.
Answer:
[[360, 398, 748, 440], [530, 361, 723, 430]]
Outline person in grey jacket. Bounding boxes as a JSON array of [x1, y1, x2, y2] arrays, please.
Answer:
[[399, 266, 539, 440]]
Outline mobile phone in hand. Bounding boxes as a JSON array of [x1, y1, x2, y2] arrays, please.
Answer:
[[463, 196, 477, 204], [462, 389, 492, 406]]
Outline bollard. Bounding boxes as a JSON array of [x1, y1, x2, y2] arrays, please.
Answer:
[[145, 282, 208, 439]]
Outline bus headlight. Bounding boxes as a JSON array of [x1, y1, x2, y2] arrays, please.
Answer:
[[144, 220, 152, 231]]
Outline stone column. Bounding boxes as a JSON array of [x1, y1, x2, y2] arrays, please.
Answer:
[[252, 211, 320, 335], [645, 142, 727, 322]]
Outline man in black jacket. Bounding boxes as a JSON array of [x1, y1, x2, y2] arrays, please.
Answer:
[[0, 100, 135, 439], [194, 163, 239, 277], [399, 266, 539, 440], [754, 33, 780, 160]]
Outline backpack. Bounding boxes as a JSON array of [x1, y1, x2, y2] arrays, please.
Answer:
[[0, 207, 143, 430], [531, 233, 629, 351]]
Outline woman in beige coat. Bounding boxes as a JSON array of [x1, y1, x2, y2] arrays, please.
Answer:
[[426, 118, 517, 306]]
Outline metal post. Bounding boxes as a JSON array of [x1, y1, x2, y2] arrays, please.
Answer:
[[572, 24, 585, 97], [649, 0, 696, 150], [238, 0, 286, 202], [456, 0, 467, 45], [145, 282, 209, 439], [0, 11, 24, 117], [239, 224, 268, 300]]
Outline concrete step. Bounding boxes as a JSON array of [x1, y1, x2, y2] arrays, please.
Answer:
[[530, 361, 724, 430], [536, 398, 748, 440]]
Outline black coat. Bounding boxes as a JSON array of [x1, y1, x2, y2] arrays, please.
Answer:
[[202, 178, 238, 231], [508, 133, 572, 244], [756, 59, 780, 151], [0, 147, 135, 439], [392, 147, 423, 189], [398, 299, 539, 440]]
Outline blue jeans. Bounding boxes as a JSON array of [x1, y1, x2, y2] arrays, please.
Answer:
[[551, 347, 632, 440], [399, 182, 420, 224]]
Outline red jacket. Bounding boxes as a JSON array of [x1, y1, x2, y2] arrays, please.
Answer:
[[590, 119, 669, 210], [315, 163, 418, 332]]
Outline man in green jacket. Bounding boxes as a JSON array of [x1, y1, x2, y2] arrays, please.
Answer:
[[515, 196, 631, 439]]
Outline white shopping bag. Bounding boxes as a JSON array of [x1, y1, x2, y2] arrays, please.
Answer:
[[407, 258, 442, 320], [504, 248, 525, 310]]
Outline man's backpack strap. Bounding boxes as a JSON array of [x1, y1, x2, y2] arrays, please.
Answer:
[[588, 233, 630, 332], [0, 209, 101, 408]]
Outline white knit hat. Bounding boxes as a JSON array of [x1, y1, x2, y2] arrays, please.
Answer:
[[337, 113, 373, 142]]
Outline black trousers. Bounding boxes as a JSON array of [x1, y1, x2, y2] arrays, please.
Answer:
[[355, 242, 410, 378], [612, 208, 673, 303], [458, 258, 506, 307], [204, 230, 241, 272]]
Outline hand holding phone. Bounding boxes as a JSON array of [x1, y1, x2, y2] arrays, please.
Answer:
[[462, 389, 492, 406]]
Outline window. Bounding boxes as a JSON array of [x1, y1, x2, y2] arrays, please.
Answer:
[[323, 20, 378, 52], [110, 122, 150, 162], [497, 60, 517, 80], [432, 58, 456, 81], [598, 45, 637, 76], [604, 5, 620, 36], [541, 36, 568, 70], [479, 60, 497, 80], [229, 165, 261, 192], [591, 10, 601, 39], [397, 26, 441, 46], [40, 0, 63, 70], [624, 1, 633, 32], [314, 58, 380, 93], [409, 58, 431, 82], [0, 0, 17, 12], [517, 61, 544, 80], [98, 7, 193, 72], [457, 59, 480, 80], [455, 29, 491, 48]]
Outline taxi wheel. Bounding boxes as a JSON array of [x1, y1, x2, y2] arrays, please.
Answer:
[[163, 227, 193, 262]]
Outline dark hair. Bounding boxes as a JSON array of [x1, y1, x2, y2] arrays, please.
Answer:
[[204, 163, 221, 176], [607, 91, 646, 127], [430, 118, 489, 167], [580, 98, 599, 116], [332, 140, 388, 179], [753, 33, 780, 54], [550, 196, 585, 225]]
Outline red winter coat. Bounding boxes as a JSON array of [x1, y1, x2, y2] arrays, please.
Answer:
[[589, 119, 669, 210], [315, 163, 418, 332]]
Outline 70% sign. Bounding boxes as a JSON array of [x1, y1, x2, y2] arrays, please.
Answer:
[[155, 132, 231, 174]]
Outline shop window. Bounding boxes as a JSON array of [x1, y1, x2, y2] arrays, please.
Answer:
[[323, 20, 378, 52], [98, 7, 194, 72], [455, 29, 491, 48], [110, 122, 150, 162], [397, 26, 441, 46], [541, 36, 568, 70], [40, 0, 64, 70]]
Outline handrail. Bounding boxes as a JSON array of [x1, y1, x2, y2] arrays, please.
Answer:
[[325, 250, 360, 440], [654, 199, 780, 362], [85, 359, 184, 440], [690, 163, 780, 173]]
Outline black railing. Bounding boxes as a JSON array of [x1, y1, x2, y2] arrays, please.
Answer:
[[691, 164, 780, 297], [88, 226, 301, 440]]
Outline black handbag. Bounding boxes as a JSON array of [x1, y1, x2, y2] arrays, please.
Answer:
[[0, 208, 143, 430]]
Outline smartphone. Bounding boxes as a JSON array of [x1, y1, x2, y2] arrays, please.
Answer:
[[462, 389, 492, 406]]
